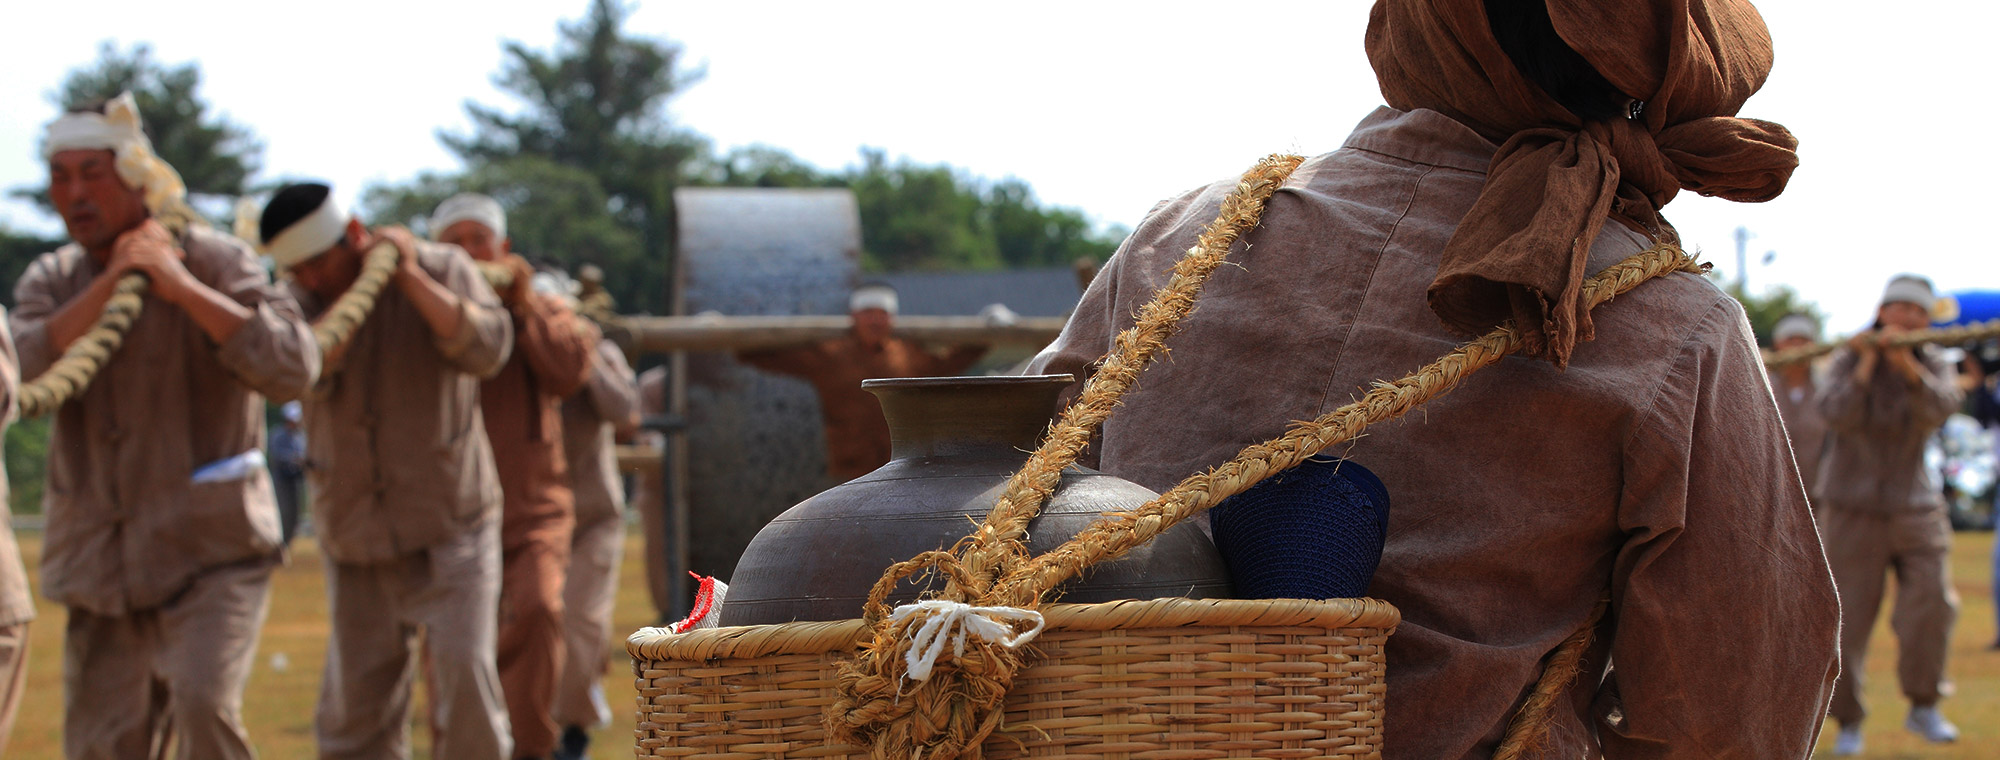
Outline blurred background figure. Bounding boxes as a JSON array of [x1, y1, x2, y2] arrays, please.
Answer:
[[1769, 312, 1826, 512], [1816, 274, 1965, 753], [736, 283, 988, 486], [553, 335, 640, 760], [269, 400, 307, 543]]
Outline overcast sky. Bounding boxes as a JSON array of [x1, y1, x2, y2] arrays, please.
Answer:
[[2, 1, 1991, 330]]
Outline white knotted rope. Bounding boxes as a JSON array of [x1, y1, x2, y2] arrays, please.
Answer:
[[888, 600, 1046, 682]]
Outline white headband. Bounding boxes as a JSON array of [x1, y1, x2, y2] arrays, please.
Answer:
[[1881, 277, 1937, 312], [263, 193, 350, 269], [430, 193, 506, 241], [850, 286, 898, 315], [41, 92, 187, 216], [1772, 314, 1818, 344]]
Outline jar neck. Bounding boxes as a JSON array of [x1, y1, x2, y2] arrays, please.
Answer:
[[864, 375, 1074, 460]]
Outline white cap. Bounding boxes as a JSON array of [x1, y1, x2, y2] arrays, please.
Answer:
[[430, 193, 506, 241], [850, 284, 898, 315], [1772, 313, 1818, 344], [41, 92, 188, 217], [1880, 275, 1938, 312]]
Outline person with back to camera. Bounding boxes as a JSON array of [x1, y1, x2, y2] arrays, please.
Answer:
[[1029, 1, 1839, 756]]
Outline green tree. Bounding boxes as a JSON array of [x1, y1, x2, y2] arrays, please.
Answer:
[[0, 225, 65, 307], [6, 418, 49, 515], [849, 149, 999, 271], [19, 42, 263, 215], [1728, 282, 1825, 348], [439, 0, 704, 315], [363, 156, 642, 295]]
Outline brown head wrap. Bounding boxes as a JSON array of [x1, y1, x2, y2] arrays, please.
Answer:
[[1367, 0, 1797, 365]]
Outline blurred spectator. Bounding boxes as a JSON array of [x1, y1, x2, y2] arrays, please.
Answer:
[[269, 401, 307, 542]]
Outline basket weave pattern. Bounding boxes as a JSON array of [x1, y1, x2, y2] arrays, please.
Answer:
[[633, 598, 1399, 760]]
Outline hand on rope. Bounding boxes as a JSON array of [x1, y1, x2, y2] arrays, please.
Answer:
[[17, 201, 202, 419], [1763, 318, 2000, 368]]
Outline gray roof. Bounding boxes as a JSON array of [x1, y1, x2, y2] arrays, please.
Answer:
[[877, 267, 1086, 317]]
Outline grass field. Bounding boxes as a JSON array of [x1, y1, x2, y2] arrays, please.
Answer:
[[3, 528, 1996, 758]]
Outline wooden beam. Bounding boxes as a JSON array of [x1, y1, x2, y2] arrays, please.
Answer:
[[616, 444, 665, 473], [608, 315, 1067, 354]]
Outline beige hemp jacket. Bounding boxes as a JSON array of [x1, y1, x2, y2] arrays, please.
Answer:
[[14, 227, 318, 615], [290, 241, 514, 564]]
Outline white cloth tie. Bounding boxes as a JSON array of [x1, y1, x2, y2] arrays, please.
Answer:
[[888, 600, 1046, 682]]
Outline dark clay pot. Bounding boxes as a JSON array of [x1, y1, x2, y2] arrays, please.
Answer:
[[719, 374, 1232, 626]]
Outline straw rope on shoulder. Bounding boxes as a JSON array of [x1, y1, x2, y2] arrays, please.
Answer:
[[17, 201, 203, 419], [822, 151, 1708, 760], [939, 153, 1305, 604], [17, 271, 149, 419], [311, 242, 401, 357]]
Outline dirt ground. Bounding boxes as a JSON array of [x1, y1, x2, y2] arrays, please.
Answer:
[[3, 528, 1995, 758]]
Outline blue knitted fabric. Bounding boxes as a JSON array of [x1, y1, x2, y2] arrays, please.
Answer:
[[1209, 456, 1391, 600]]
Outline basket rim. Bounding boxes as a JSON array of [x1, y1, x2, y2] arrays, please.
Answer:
[[628, 596, 1400, 662]]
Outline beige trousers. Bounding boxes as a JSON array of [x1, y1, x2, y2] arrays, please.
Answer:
[[63, 558, 274, 760], [1823, 507, 1960, 725], [554, 511, 625, 729], [0, 621, 26, 757], [317, 517, 511, 760]]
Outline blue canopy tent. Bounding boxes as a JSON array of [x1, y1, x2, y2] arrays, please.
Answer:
[[1938, 289, 2000, 327]]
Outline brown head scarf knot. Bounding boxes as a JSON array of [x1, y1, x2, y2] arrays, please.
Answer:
[[1367, 0, 1798, 366]]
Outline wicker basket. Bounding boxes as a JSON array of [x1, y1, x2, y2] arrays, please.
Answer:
[[629, 597, 1400, 760]]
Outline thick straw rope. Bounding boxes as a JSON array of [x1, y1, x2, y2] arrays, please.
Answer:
[[1764, 318, 2000, 368], [17, 201, 202, 419], [312, 242, 401, 358], [940, 153, 1305, 604], [989, 242, 1705, 603], [826, 153, 1707, 760]]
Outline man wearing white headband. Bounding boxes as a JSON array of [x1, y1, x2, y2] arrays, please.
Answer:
[[432, 192, 599, 760], [16, 94, 318, 759], [257, 182, 516, 758], [739, 282, 989, 484], [1767, 312, 1827, 514], [1815, 274, 1965, 750]]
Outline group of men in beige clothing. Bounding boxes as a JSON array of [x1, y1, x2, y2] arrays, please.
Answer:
[[0, 93, 640, 760], [1768, 275, 1967, 755]]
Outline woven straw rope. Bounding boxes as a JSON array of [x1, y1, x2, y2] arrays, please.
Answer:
[[1763, 318, 2000, 368], [633, 597, 1400, 760], [17, 201, 201, 419], [825, 153, 1706, 760], [16, 230, 528, 419]]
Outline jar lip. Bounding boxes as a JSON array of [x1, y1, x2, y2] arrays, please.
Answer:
[[861, 374, 1074, 390]]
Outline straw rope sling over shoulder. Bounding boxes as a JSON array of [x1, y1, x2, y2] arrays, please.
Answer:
[[629, 154, 1704, 760]]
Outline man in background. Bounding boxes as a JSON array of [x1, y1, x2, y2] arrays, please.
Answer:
[[738, 283, 987, 484], [552, 335, 640, 760], [258, 182, 515, 759], [269, 400, 307, 543], [1769, 313, 1827, 511], [434, 193, 598, 760], [1816, 275, 1964, 753]]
